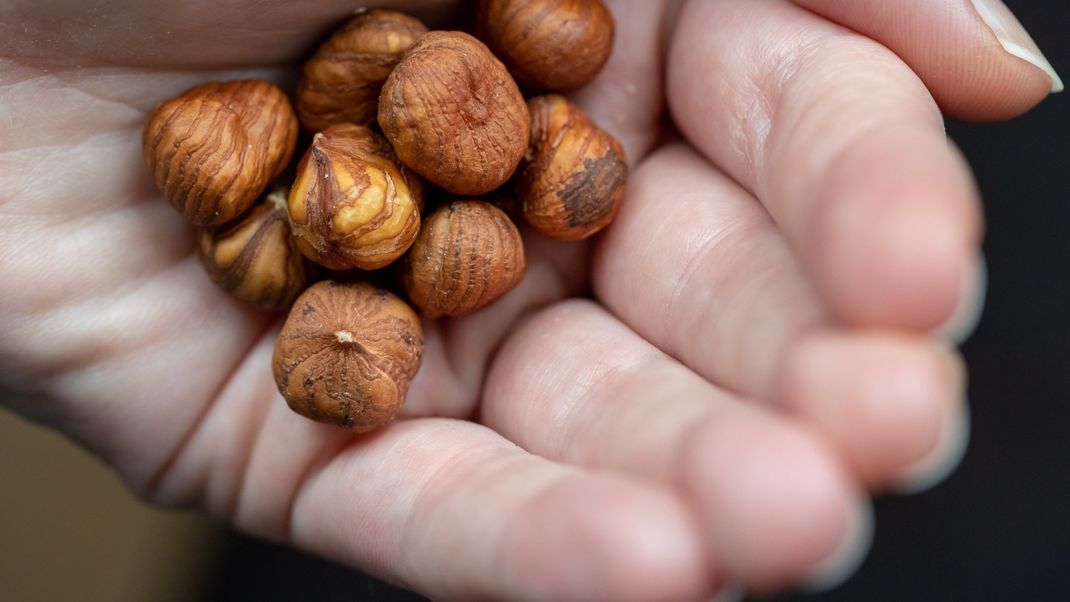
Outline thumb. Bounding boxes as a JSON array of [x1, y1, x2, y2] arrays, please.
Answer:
[[792, 0, 1062, 121]]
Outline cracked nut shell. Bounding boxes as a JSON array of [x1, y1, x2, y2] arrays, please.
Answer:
[[143, 79, 298, 226], [296, 9, 427, 132], [196, 187, 311, 311], [514, 95, 627, 240], [476, 0, 615, 91], [288, 123, 423, 270], [378, 31, 530, 196], [272, 280, 423, 433], [402, 200, 526, 318]]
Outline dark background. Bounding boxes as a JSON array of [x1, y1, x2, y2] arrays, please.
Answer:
[[202, 1, 1070, 600]]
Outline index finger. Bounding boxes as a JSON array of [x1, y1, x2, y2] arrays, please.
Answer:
[[668, 0, 986, 331]]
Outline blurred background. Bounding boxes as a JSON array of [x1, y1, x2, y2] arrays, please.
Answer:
[[2, 0, 1067, 600]]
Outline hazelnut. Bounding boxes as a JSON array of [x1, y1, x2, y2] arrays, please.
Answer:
[[378, 31, 530, 196], [143, 80, 298, 226], [196, 187, 311, 311], [296, 9, 428, 132], [514, 95, 627, 240], [476, 0, 615, 91], [402, 200, 526, 318], [288, 123, 423, 270], [273, 280, 423, 433]]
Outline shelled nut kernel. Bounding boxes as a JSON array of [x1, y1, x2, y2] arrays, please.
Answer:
[[296, 9, 428, 132], [143, 80, 298, 226], [273, 280, 423, 433], [402, 200, 526, 318], [288, 123, 423, 270], [196, 187, 311, 311], [476, 0, 615, 91], [514, 95, 627, 240], [378, 31, 530, 196]]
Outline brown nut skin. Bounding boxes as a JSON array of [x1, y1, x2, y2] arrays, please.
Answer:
[[272, 281, 423, 433], [143, 80, 298, 226], [296, 9, 428, 132], [196, 187, 311, 311], [514, 95, 627, 240], [288, 123, 423, 271], [476, 0, 615, 91], [402, 200, 526, 318], [378, 31, 530, 196]]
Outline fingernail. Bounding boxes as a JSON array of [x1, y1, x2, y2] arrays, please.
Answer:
[[970, 0, 1064, 93], [802, 499, 874, 593], [936, 254, 987, 344], [707, 585, 743, 602], [894, 401, 972, 495]]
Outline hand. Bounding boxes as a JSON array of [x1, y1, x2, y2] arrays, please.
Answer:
[[0, 0, 1058, 599]]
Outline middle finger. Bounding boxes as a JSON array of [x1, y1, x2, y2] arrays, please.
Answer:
[[481, 298, 866, 591], [592, 144, 965, 486]]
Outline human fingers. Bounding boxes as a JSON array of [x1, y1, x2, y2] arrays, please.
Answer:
[[286, 421, 709, 601], [153, 335, 710, 602], [0, 54, 593, 440], [482, 300, 868, 592], [0, 65, 284, 479], [668, 0, 983, 331], [592, 144, 965, 487], [791, 0, 1061, 120]]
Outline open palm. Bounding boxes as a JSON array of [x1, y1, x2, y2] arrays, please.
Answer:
[[0, 0, 1057, 599]]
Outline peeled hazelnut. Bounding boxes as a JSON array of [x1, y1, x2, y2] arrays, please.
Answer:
[[514, 95, 627, 240], [196, 187, 310, 311], [296, 9, 428, 132], [273, 280, 423, 433], [378, 31, 530, 196], [476, 0, 615, 91], [143, 80, 298, 226], [288, 123, 423, 270], [402, 200, 526, 318]]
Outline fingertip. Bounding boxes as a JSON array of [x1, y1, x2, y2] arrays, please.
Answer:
[[801, 497, 874, 593], [938, 52, 1056, 122], [919, 30, 1056, 122], [893, 401, 972, 495], [780, 333, 966, 488], [813, 127, 982, 330], [936, 254, 987, 344], [502, 474, 713, 602], [823, 205, 965, 330], [963, 0, 1063, 113], [792, 0, 1060, 122], [684, 411, 857, 591]]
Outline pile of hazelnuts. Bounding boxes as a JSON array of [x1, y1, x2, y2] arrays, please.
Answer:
[[142, 1, 624, 432]]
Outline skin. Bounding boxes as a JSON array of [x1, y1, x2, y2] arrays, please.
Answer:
[[0, 0, 1057, 599]]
